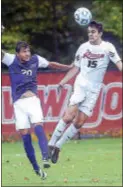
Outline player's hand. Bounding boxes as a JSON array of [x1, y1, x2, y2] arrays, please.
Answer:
[[2, 25, 5, 33], [57, 83, 63, 93]]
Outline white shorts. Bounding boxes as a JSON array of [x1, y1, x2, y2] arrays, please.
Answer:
[[13, 96, 44, 130], [69, 76, 101, 117]]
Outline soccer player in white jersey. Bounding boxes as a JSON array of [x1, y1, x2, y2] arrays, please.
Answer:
[[2, 41, 73, 179], [48, 20, 122, 163]]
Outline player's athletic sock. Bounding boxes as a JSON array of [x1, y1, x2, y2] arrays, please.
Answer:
[[22, 134, 39, 172], [34, 125, 49, 160], [48, 119, 67, 146], [55, 123, 79, 149]]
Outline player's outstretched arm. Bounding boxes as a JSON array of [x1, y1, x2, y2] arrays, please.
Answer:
[[48, 61, 73, 71], [115, 60, 122, 71], [2, 50, 6, 61], [1, 25, 6, 61], [1, 26, 11, 64], [58, 65, 79, 87], [1, 25, 15, 66], [2, 50, 15, 66]]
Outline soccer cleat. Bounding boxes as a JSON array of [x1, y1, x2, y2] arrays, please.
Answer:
[[48, 145, 54, 159], [51, 146, 60, 164], [35, 168, 47, 180], [43, 159, 50, 168]]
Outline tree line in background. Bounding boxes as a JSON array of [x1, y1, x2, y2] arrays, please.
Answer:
[[2, 0, 122, 65]]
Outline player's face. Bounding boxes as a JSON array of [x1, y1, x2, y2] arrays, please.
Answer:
[[87, 27, 102, 44], [17, 47, 31, 62]]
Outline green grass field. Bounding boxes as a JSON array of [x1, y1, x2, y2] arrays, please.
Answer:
[[2, 138, 122, 186]]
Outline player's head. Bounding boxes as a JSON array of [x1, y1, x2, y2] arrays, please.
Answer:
[[15, 41, 31, 62], [87, 20, 103, 44]]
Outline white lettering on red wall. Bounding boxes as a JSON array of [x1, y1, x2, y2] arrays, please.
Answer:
[[2, 82, 122, 128], [2, 72, 122, 134]]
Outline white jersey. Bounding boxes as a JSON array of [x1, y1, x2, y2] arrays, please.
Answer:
[[74, 41, 121, 85]]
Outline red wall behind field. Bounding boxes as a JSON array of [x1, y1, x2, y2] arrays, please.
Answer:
[[2, 71, 122, 141]]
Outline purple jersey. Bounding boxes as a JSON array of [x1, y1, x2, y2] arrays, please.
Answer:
[[8, 55, 39, 102], [2, 53, 49, 102]]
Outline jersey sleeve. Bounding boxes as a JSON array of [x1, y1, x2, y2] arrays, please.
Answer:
[[37, 55, 49, 68], [2, 53, 15, 66], [73, 46, 82, 68], [108, 43, 121, 64]]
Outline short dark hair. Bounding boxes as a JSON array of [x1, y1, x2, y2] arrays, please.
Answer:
[[15, 41, 30, 53], [88, 20, 103, 33]]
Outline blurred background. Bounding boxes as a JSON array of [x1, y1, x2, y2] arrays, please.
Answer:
[[1, 1, 122, 186], [2, 0, 122, 70], [1, 0, 122, 139]]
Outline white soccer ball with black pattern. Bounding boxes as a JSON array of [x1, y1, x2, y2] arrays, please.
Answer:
[[74, 7, 92, 26]]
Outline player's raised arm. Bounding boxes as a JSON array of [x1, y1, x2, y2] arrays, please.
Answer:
[[1, 25, 6, 60], [48, 61, 73, 71], [2, 49, 6, 60], [2, 26, 15, 66], [2, 51, 15, 66]]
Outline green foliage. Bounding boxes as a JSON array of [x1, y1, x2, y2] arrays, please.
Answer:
[[92, 0, 122, 40], [2, 32, 29, 52], [2, 0, 69, 34], [2, 0, 70, 56], [1, 0, 122, 62]]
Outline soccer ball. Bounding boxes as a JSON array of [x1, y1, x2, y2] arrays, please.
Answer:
[[74, 7, 92, 26]]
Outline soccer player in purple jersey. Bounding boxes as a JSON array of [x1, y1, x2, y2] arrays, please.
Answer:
[[2, 41, 73, 179]]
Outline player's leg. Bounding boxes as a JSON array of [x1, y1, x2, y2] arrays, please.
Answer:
[[19, 129, 40, 173], [48, 104, 78, 147], [13, 101, 43, 176], [48, 82, 85, 148], [51, 87, 101, 163], [28, 96, 50, 168], [51, 111, 88, 163], [20, 129, 47, 179], [55, 86, 101, 147], [34, 122, 50, 168], [56, 111, 88, 148]]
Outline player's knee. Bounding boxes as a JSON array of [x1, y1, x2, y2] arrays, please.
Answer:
[[74, 122, 83, 129], [34, 122, 43, 126], [63, 111, 75, 123], [74, 112, 88, 129], [19, 129, 29, 135]]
